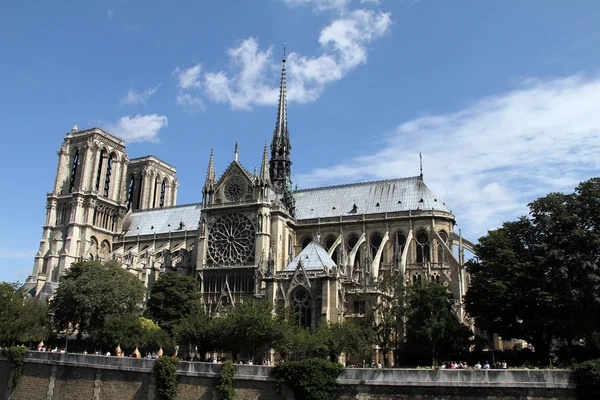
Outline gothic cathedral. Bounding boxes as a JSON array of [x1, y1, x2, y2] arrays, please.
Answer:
[[25, 52, 475, 326]]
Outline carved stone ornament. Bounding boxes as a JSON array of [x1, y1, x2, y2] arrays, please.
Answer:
[[207, 213, 255, 265], [223, 177, 245, 202]]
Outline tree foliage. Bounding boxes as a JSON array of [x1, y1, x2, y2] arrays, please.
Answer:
[[90, 314, 170, 350], [49, 260, 145, 338], [0, 282, 50, 345], [154, 356, 179, 400], [272, 358, 344, 400], [217, 360, 235, 400], [465, 177, 600, 363], [405, 282, 472, 365], [174, 308, 217, 361], [313, 319, 372, 362], [146, 272, 201, 337]]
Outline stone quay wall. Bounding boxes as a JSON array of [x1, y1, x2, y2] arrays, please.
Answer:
[[0, 351, 578, 400]]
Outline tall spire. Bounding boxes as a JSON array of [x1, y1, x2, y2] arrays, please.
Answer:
[[419, 152, 423, 181], [234, 142, 239, 162], [260, 141, 270, 183], [269, 44, 292, 194]]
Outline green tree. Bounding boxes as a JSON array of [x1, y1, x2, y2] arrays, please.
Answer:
[[146, 272, 201, 336], [174, 308, 216, 361], [465, 178, 600, 363], [0, 282, 50, 346], [49, 260, 145, 338], [272, 312, 313, 361], [314, 319, 372, 362], [214, 301, 276, 361], [363, 273, 410, 366], [405, 282, 471, 365]]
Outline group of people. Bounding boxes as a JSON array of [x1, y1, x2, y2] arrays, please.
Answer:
[[440, 360, 508, 369], [37, 346, 65, 353]]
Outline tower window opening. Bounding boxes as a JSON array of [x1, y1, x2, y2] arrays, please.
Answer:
[[160, 179, 166, 208], [127, 176, 135, 211], [95, 150, 106, 191], [103, 156, 113, 197], [153, 176, 159, 208], [69, 150, 79, 193], [301, 236, 312, 249]]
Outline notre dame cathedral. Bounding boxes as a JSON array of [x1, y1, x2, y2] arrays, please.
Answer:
[[24, 53, 474, 326]]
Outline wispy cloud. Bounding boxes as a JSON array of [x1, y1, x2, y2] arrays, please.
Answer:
[[296, 74, 600, 241], [280, 0, 351, 12], [173, 64, 202, 89], [121, 84, 161, 105], [107, 114, 168, 143], [176, 93, 205, 111], [107, 8, 115, 18], [196, 5, 391, 110], [0, 249, 35, 259]]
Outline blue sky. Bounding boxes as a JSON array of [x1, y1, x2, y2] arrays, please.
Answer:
[[1, 0, 600, 282]]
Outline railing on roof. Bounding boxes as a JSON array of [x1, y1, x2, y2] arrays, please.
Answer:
[[296, 209, 454, 226]]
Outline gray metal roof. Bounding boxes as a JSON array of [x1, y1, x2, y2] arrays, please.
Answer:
[[294, 176, 449, 219], [284, 241, 336, 271], [123, 203, 202, 237]]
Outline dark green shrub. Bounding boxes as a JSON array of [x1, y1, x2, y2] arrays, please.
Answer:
[[217, 360, 235, 400], [8, 346, 28, 389], [153, 356, 179, 399], [272, 358, 344, 400], [573, 359, 600, 399]]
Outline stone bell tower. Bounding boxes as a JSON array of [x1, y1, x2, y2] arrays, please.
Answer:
[[28, 125, 130, 295]]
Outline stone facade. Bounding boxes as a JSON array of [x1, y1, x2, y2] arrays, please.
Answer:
[[25, 54, 476, 341]]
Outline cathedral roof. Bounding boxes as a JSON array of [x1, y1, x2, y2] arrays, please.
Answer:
[[123, 203, 202, 237], [294, 176, 450, 219], [284, 241, 336, 271]]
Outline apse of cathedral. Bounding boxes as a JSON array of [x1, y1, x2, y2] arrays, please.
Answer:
[[24, 51, 475, 325]]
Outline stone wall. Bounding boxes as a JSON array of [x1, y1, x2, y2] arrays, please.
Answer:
[[0, 352, 578, 400]]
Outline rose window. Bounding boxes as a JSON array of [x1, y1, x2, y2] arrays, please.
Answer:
[[208, 213, 255, 265], [223, 177, 245, 202]]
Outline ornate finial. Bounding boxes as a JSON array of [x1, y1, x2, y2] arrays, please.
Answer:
[[260, 140, 270, 183], [204, 148, 215, 189], [234, 142, 239, 161], [419, 152, 423, 181], [71, 123, 79, 133]]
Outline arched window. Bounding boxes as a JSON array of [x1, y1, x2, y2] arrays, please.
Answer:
[[437, 231, 448, 264], [127, 176, 135, 211], [325, 235, 338, 264], [416, 231, 430, 264], [95, 150, 106, 191], [160, 179, 166, 207], [153, 176, 159, 208], [292, 287, 312, 327], [288, 234, 294, 262], [135, 174, 142, 210], [431, 272, 441, 284], [412, 272, 422, 285], [69, 150, 79, 193], [347, 234, 361, 270], [394, 232, 407, 263], [103, 154, 114, 197], [370, 232, 382, 260], [301, 237, 312, 250]]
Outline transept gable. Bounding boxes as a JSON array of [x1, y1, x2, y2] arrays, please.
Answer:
[[213, 161, 256, 204]]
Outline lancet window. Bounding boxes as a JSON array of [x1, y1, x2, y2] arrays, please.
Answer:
[[415, 231, 430, 264], [69, 150, 79, 193], [127, 175, 135, 211], [103, 155, 113, 197], [160, 179, 166, 208], [292, 287, 312, 327]]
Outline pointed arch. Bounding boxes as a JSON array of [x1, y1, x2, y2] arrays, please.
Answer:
[[103, 152, 116, 197], [69, 149, 80, 193], [160, 178, 167, 207], [415, 231, 430, 264]]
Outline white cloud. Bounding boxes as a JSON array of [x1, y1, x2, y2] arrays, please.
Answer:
[[200, 9, 391, 109], [107, 8, 115, 18], [360, 0, 381, 5], [280, 0, 351, 12], [108, 114, 168, 143], [173, 64, 202, 89], [121, 84, 161, 105], [176, 93, 205, 110], [295, 74, 600, 241]]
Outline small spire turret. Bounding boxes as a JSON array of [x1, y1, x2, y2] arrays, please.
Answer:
[[419, 152, 423, 181], [260, 141, 270, 183], [203, 149, 216, 197], [234, 142, 239, 162]]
